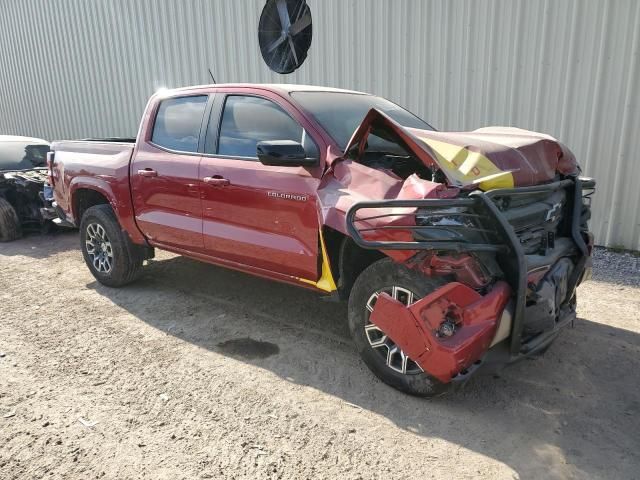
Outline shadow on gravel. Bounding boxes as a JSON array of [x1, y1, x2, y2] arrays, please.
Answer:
[[0, 228, 78, 259], [90, 254, 640, 479]]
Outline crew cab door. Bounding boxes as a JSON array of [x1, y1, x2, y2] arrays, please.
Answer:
[[130, 94, 209, 251], [198, 93, 322, 280]]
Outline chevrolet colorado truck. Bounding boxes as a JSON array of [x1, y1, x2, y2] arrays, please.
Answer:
[[49, 84, 595, 396]]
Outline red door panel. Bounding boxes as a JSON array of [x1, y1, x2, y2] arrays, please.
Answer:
[[199, 157, 320, 279], [130, 147, 203, 250]]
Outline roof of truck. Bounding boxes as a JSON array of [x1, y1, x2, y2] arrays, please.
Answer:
[[165, 83, 368, 96], [0, 135, 49, 144]]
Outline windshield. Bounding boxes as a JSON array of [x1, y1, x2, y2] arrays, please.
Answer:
[[290, 91, 434, 149], [0, 141, 49, 171]]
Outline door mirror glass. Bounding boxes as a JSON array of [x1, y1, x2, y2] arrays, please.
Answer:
[[257, 140, 317, 167]]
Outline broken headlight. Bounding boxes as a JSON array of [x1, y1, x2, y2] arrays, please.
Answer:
[[414, 207, 485, 243], [415, 207, 476, 228]]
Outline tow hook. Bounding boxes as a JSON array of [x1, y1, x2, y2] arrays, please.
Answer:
[[438, 319, 457, 338], [438, 306, 462, 338]]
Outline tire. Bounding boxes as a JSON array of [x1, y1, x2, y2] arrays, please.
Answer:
[[0, 197, 22, 242], [348, 257, 451, 397], [79, 204, 143, 287]]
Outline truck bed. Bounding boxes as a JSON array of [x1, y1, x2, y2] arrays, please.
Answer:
[[51, 140, 134, 174], [50, 140, 136, 225]]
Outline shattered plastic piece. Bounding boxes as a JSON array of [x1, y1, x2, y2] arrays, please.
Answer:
[[78, 417, 98, 427], [370, 281, 511, 382], [3, 410, 16, 419]]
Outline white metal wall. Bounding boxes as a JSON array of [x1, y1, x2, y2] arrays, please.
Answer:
[[0, 0, 638, 249]]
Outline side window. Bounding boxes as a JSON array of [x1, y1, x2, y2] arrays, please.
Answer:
[[213, 95, 318, 158], [151, 95, 208, 152]]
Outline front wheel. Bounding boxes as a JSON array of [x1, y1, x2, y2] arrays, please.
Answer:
[[80, 204, 143, 287], [348, 258, 451, 397]]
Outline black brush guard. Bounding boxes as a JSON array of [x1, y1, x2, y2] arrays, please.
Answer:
[[346, 176, 595, 357]]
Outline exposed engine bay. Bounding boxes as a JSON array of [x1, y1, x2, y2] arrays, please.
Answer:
[[0, 168, 50, 230], [358, 150, 433, 181], [348, 125, 434, 181], [0, 136, 55, 240]]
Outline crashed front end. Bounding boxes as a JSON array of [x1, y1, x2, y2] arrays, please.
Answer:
[[347, 178, 595, 383], [340, 110, 595, 384]]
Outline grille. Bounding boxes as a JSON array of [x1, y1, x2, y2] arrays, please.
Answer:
[[493, 189, 568, 255]]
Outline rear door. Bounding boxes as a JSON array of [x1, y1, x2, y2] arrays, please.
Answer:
[[130, 94, 209, 251], [198, 93, 323, 280]]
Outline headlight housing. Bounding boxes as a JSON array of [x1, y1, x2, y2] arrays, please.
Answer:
[[414, 206, 488, 243], [415, 207, 476, 228]]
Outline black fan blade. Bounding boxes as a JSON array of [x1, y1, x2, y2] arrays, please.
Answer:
[[288, 37, 299, 66], [289, 11, 311, 36], [267, 33, 287, 53], [275, 0, 291, 30]]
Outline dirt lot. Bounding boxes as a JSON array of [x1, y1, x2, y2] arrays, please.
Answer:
[[1, 231, 639, 479]]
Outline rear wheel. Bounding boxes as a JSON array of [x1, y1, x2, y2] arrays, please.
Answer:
[[348, 258, 450, 397], [80, 204, 143, 287], [0, 197, 21, 242]]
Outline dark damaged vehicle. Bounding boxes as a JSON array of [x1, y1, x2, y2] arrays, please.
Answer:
[[48, 84, 595, 396], [0, 135, 52, 241]]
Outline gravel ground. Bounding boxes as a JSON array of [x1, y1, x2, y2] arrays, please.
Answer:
[[1, 231, 639, 479]]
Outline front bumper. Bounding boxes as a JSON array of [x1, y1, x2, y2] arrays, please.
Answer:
[[347, 177, 594, 383], [369, 281, 511, 383]]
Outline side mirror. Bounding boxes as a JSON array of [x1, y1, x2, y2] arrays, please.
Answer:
[[257, 140, 318, 167]]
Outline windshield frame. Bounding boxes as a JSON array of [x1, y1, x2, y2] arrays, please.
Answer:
[[289, 91, 435, 150]]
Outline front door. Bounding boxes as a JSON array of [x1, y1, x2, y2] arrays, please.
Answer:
[[199, 94, 322, 280], [130, 94, 208, 251]]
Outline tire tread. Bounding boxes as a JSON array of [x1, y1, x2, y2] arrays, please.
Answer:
[[0, 197, 22, 242], [348, 257, 451, 397], [79, 204, 143, 287]]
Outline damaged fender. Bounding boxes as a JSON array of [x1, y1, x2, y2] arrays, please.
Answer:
[[369, 281, 511, 383]]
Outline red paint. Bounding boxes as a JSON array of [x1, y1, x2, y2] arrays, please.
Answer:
[[195, 87, 325, 279], [131, 146, 205, 251], [51, 141, 147, 244], [370, 281, 511, 383], [409, 253, 490, 289]]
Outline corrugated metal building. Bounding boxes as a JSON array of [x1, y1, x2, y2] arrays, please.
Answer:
[[0, 0, 638, 249]]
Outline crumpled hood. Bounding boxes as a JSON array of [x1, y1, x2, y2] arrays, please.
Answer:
[[407, 126, 579, 190], [343, 109, 579, 191]]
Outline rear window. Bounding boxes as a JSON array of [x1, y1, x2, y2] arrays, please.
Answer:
[[0, 142, 49, 171], [151, 95, 208, 152]]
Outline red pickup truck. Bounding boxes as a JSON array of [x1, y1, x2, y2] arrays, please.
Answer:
[[49, 84, 595, 396]]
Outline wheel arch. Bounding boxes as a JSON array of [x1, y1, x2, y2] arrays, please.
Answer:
[[72, 187, 111, 226], [69, 178, 116, 226], [322, 226, 386, 300]]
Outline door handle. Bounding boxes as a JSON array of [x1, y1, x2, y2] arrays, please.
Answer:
[[203, 176, 230, 187], [137, 168, 158, 177]]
